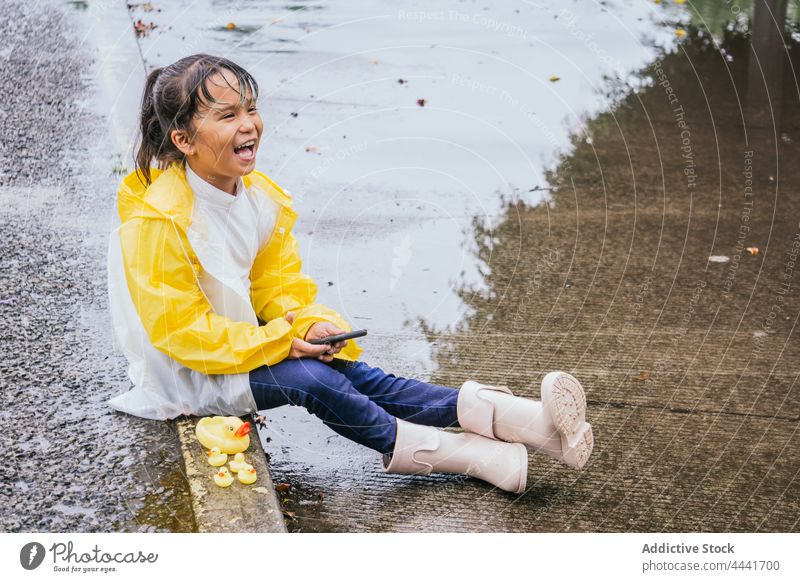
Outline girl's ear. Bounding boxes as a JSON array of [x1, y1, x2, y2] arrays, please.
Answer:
[[170, 129, 194, 157]]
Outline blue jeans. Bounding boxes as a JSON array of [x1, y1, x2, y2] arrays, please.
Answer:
[[249, 358, 461, 454]]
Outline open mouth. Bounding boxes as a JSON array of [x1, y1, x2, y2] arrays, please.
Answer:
[[233, 139, 256, 162]]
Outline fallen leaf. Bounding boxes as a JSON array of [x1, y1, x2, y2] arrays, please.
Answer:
[[675, 28, 687, 38], [549, 75, 561, 82], [637, 371, 651, 381], [226, 22, 236, 30], [746, 246, 759, 256], [133, 19, 157, 38], [275, 483, 291, 493], [281, 510, 297, 520], [416, 98, 426, 107]]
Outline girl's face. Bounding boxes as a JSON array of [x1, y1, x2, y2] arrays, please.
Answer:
[[171, 68, 263, 195]]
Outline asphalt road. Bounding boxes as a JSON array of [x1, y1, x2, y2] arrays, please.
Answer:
[[0, 0, 195, 532]]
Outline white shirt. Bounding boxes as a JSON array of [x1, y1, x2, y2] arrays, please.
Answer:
[[185, 163, 278, 298]]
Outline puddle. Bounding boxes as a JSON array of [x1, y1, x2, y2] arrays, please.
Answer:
[[132, 0, 680, 335], [264, 2, 800, 531], [129, 463, 197, 533]]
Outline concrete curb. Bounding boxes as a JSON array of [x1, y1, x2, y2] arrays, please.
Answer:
[[175, 416, 287, 532]]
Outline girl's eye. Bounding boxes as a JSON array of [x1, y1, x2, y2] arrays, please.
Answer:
[[223, 113, 235, 119], [249, 107, 258, 113]]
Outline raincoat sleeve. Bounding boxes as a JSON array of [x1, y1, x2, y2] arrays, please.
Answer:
[[249, 229, 363, 361], [118, 216, 296, 374]]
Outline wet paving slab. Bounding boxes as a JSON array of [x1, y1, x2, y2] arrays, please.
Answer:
[[269, 406, 799, 532]]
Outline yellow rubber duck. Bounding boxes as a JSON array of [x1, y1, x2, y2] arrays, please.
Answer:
[[229, 452, 251, 473], [213, 467, 234, 488], [206, 447, 228, 467], [195, 416, 251, 454], [237, 467, 257, 485]]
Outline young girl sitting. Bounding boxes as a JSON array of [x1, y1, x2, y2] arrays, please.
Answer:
[[107, 54, 594, 494]]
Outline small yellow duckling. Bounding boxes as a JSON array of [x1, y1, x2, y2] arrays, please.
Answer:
[[237, 467, 257, 485], [229, 452, 252, 474], [213, 467, 234, 488], [206, 447, 228, 467]]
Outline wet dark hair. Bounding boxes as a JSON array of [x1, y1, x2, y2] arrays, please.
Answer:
[[134, 53, 259, 186]]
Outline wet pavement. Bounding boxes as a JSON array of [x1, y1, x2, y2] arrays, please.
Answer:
[[3, 0, 798, 533]]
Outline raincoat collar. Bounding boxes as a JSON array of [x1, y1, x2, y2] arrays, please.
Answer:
[[117, 161, 295, 230]]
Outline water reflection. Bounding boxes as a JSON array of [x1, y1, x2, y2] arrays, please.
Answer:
[[747, 0, 789, 130], [415, 4, 800, 532]]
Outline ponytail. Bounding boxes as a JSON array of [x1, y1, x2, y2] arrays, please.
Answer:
[[132, 54, 260, 188], [135, 67, 168, 186]]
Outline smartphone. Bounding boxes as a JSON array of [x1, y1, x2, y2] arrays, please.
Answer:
[[307, 329, 368, 345]]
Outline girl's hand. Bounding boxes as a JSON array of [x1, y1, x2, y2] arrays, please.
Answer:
[[286, 337, 335, 362], [284, 312, 346, 362]]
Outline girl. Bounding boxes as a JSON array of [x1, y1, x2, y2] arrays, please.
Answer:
[[107, 54, 594, 494]]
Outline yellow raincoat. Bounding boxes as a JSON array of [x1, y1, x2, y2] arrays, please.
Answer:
[[106, 161, 362, 420]]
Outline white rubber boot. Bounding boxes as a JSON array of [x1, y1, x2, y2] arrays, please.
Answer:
[[382, 418, 528, 494], [456, 371, 593, 470]]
